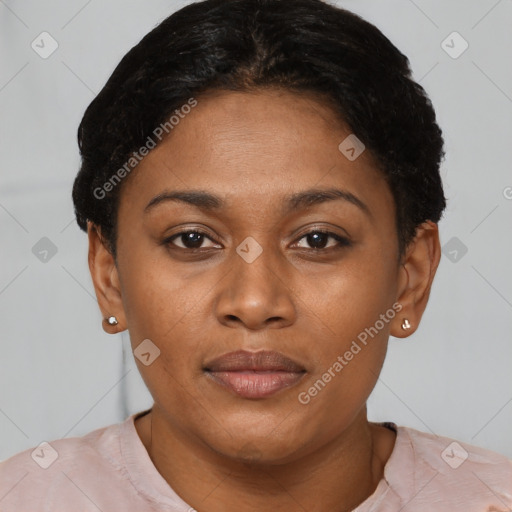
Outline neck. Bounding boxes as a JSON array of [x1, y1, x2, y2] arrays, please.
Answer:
[[135, 406, 395, 512]]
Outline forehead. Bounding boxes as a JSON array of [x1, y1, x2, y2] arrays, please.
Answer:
[[120, 89, 393, 220]]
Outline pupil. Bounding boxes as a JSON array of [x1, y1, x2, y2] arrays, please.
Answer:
[[184, 232, 203, 248], [308, 232, 327, 249]]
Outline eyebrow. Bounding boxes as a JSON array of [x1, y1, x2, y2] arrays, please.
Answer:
[[144, 187, 371, 217]]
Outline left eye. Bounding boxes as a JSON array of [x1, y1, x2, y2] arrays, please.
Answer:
[[294, 230, 350, 250]]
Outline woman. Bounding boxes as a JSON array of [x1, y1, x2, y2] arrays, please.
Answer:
[[1, 0, 511, 510]]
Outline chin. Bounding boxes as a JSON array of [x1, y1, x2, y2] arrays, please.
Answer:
[[202, 426, 309, 466]]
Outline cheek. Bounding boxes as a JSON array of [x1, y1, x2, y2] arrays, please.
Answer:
[[293, 245, 397, 411], [310, 248, 397, 345], [293, 269, 394, 434], [119, 258, 206, 411], [118, 249, 200, 342], [117, 248, 218, 389]]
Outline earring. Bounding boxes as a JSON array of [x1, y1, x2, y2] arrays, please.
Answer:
[[401, 319, 411, 330], [106, 316, 118, 326]]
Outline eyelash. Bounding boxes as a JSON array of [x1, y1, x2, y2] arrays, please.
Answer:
[[164, 228, 351, 252]]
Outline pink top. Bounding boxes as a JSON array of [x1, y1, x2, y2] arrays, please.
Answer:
[[1, 411, 511, 511]]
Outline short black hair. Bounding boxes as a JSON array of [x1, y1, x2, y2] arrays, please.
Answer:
[[72, 0, 446, 259]]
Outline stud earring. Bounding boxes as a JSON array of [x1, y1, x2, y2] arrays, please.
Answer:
[[401, 319, 411, 331], [106, 316, 118, 326]]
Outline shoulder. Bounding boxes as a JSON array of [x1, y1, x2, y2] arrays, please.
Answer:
[[0, 419, 136, 511], [0, 419, 122, 471], [392, 426, 512, 509], [401, 426, 512, 474]]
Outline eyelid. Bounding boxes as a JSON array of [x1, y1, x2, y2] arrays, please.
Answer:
[[290, 222, 351, 241]]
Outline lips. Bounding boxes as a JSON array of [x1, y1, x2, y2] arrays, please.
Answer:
[[204, 350, 306, 399]]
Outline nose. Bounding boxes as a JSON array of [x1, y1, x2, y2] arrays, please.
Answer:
[[214, 241, 297, 331]]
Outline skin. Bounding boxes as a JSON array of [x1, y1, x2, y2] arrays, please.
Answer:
[[88, 88, 441, 511]]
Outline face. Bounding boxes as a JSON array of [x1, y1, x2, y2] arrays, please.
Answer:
[[93, 89, 424, 463]]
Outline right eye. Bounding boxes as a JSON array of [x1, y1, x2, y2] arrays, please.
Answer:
[[165, 230, 221, 250]]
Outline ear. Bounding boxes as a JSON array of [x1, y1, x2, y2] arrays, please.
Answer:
[[390, 220, 441, 338], [87, 221, 126, 334]]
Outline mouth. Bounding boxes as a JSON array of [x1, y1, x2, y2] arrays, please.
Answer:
[[203, 350, 306, 399]]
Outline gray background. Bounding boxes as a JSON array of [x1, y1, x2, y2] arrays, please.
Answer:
[[1, 0, 511, 462]]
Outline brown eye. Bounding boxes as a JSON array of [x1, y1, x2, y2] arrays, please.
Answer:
[[295, 230, 351, 250], [166, 230, 219, 250]]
